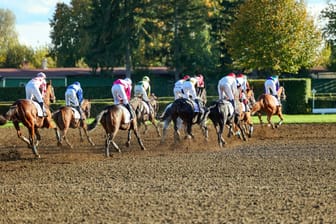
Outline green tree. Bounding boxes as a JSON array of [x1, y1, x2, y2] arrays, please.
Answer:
[[321, 2, 336, 70], [226, 0, 321, 75], [0, 8, 19, 67]]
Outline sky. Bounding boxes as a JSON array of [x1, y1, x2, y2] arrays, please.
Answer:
[[0, 0, 329, 49]]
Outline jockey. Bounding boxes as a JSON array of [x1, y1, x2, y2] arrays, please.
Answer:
[[236, 73, 250, 112], [134, 75, 153, 113], [111, 77, 134, 119], [217, 72, 238, 110], [264, 75, 281, 105], [65, 81, 84, 120], [173, 75, 190, 100], [25, 72, 47, 117], [194, 74, 205, 97], [182, 77, 204, 114]]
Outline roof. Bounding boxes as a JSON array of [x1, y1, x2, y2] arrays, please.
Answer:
[[0, 67, 171, 78]]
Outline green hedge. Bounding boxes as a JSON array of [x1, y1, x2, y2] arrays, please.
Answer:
[[1, 78, 335, 115]]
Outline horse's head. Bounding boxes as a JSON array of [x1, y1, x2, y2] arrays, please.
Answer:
[[45, 82, 56, 105], [246, 88, 256, 107], [278, 86, 286, 101], [81, 99, 91, 118]]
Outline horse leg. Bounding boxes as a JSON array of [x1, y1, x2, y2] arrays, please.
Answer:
[[54, 128, 62, 146], [132, 128, 146, 150], [82, 125, 95, 146], [105, 133, 112, 157], [151, 119, 161, 137], [35, 128, 41, 147], [61, 127, 73, 149], [276, 108, 284, 127], [267, 113, 275, 129], [13, 122, 31, 147], [27, 125, 40, 158], [160, 118, 170, 143], [173, 118, 181, 143]]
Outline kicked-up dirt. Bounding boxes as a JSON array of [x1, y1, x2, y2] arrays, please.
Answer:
[[0, 123, 336, 223]]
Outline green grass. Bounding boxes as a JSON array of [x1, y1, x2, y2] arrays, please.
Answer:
[[251, 114, 336, 124], [1, 114, 335, 129]]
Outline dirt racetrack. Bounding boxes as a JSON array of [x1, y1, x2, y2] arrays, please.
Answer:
[[1, 123, 335, 223]]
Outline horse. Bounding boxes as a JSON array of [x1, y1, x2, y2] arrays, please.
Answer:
[[0, 82, 56, 158], [130, 93, 161, 137], [251, 86, 286, 128], [208, 99, 235, 148], [52, 99, 95, 148], [87, 104, 146, 157], [235, 88, 256, 138], [160, 87, 208, 143]]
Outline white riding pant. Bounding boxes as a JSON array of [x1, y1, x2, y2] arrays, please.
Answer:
[[134, 85, 149, 101], [112, 84, 129, 105], [65, 89, 79, 107], [264, 80, 277, 95], [25, 82, 43, 103]]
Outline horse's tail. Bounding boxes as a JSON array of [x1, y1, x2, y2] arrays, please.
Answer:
[[87, 109, 107, 132], [0, 104, 19, 125], [158, 103, 172, 121]]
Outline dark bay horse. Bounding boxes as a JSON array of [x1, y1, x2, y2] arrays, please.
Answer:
[[160, 98, 209, 143], [160, 86, 208, 143], [52, 99, 95, 148], [130, 93, 161, 137], [87, 104, 146, 157], [0, 82, 56, 158], [208, 99, 235, 148], [251, 86, 286, 128]]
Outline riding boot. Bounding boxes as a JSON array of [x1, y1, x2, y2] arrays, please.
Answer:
[[38, 102, 47, 117], [76, 106, 84, 120], [195, 99, 204, 114], [125, 103, 134, 120], [145, 100, 153, 113], [229, 99, 236, 115]]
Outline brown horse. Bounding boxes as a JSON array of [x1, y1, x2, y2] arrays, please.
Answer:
[[0, 82, 56, 158], [130, 93, 161, 137], [52, 99, 95, 148], [251, 86, 286, 128], [235, 88, 256, 138], [87, 104, 146, 157]]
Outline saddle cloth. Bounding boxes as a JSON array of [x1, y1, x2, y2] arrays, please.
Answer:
[[142, 101, 150, 114], [70, 107, 81, 119], [32, 101, 44, 117], [271, 95, 281, 106], [120, 105, 131, 123]]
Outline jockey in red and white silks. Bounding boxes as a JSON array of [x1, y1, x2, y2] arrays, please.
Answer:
[[111, 78, 134, 119], [173, 75, 190, 100], [236, 73, 250, 111], [217, 72, 238, 109], [25, 72, 47, 116], [182, 77, 204, 113]]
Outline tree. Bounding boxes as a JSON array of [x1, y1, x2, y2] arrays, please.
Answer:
[[0, 8, 19, 67], [321, 2, 336, 70], [226, 0, 321, 75]]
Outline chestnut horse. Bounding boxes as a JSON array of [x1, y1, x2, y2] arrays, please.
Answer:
[[251, 86, 286, 128], [53, 99, 95, 148], [87, 104, 146, 157], [130, 93, 161, 137], [0, 82, 56, 158], [235, 88, 256, 138]]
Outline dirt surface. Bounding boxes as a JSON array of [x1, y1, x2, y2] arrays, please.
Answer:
[[1, 123, 336, 223]]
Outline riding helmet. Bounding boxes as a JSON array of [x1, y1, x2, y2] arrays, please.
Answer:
[[124, 78, 132, 84], [142, 76, 150, 82], [37, 72, 46, 79]]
